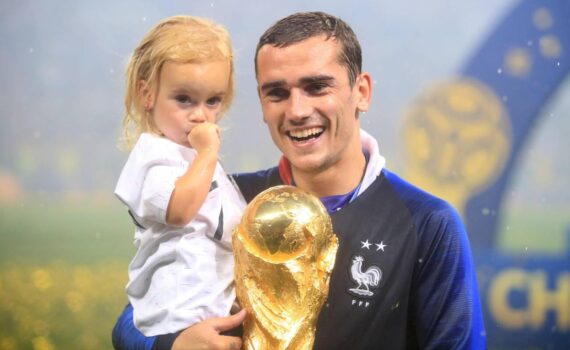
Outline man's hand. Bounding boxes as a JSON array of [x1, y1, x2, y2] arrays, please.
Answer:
[[188, 122, 221, 155], [172, 309, 246, 350]]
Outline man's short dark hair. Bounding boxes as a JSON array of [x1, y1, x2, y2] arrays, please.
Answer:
[[255, 11, 362, 86]]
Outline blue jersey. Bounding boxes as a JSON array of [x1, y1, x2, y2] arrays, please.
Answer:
[[112, 167, 486, 349]]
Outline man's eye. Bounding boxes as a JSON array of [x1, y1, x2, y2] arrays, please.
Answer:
[[306, 83, 328, 95], [175, 95, 192, 104], [266, 88, 289, 101]]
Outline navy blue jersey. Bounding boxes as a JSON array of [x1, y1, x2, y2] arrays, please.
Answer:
[[235, 167, 486, 349], [113, 166, 486, 349]]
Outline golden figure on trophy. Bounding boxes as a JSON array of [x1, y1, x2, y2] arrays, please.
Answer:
[[233, 186, 338, 350]]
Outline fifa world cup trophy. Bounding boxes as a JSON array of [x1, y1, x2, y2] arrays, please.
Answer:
[[233, 186, 338, 350]]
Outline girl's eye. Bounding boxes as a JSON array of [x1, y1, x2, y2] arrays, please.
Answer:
[[175, 95, 192, 104], [206, 97, 222, 106]]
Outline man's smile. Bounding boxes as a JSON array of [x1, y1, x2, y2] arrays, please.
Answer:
[[287, 127, 325, 142]]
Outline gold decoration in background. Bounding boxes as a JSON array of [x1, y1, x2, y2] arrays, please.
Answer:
[[0, 262, 127, 350], [233, 185, 338, 350], [505, 48, 532, 77], [532, 7, 562, 60], [403, 78, 512, 215], [539, 35, 562, 59], [533, 7, 553, 30]]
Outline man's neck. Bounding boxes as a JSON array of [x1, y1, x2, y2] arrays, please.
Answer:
[[291, 151, 366, 198]]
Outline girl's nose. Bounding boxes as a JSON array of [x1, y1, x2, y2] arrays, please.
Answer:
[[189, 106, 207, 123]]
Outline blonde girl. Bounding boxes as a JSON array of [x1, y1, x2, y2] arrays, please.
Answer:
[[114, 15, 246, 336]]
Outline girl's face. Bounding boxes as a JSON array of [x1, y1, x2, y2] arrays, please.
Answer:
[[144, 60, 231, 147]]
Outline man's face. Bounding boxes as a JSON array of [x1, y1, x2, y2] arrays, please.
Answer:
[[256, 36, 370, 176]]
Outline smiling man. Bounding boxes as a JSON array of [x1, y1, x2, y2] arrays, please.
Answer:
[[113, 11, 486, 350], [256, 33, 370, 198]]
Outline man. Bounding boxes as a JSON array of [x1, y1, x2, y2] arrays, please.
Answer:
[[113, 11, 486, 350]]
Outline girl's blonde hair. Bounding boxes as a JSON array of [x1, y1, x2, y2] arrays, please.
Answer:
[[121, 15, 234, 149]]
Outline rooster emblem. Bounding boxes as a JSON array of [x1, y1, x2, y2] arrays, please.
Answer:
[[348, 255, 382, 297]]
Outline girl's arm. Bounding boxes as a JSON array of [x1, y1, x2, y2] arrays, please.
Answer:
[[166, 122, 220, 227]]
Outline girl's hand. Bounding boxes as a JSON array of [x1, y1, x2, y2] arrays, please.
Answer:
[[188, 122, 220, 155]]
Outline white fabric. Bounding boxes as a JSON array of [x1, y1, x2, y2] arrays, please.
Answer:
[[356, 129, 386, 197], [115, 133, 246, 336]]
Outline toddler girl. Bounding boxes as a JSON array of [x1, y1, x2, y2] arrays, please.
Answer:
[[114, 15, 245, 336]]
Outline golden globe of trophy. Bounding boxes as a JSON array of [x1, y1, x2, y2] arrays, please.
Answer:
[[233, 185, 338, 350]]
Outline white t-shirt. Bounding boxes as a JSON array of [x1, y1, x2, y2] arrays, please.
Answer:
[[115, 133, 246, 336]]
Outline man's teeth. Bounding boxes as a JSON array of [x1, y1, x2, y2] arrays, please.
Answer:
[[289, 127, 324, 140]]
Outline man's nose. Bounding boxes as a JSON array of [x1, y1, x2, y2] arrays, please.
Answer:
[[286, 89, 312, 122]]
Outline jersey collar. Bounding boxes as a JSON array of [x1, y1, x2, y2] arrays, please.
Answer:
[[277, 129, 386, 211]]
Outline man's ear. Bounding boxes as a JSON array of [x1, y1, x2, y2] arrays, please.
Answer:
[[138, 80, 154, 110], [355, 72, 372, 114]]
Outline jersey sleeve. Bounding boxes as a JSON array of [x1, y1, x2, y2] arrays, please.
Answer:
[[112, 304, 156, 350], [137, 160, 183, 224], [232, 167, 282, 203], [115, 136, 190, 226], [112, 303, 186, 350], [411, 204, 486, 349]]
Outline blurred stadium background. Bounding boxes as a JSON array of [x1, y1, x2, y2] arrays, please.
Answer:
[[1, 0, 568, 349]]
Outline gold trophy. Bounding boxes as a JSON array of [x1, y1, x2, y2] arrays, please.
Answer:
[[233, 185, 338, 350]]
